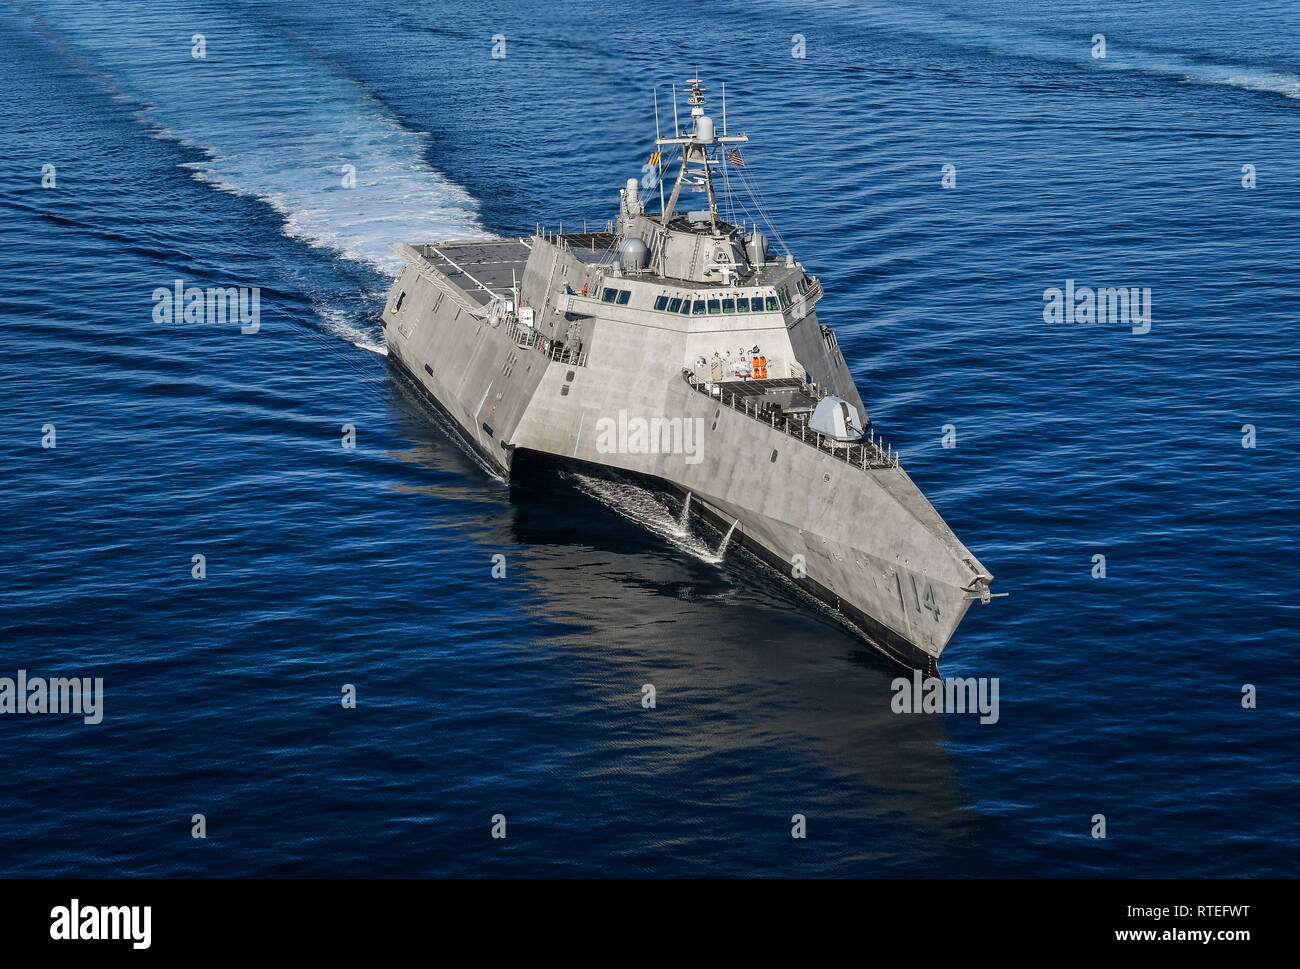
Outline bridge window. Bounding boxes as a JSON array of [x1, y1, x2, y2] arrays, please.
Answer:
[[722, 298, 735, 314], [617, 290, 631, 305], [601, 288, 617, 302], [735, 297, 750, 312], [667, 297, 683, 313], [654, 295, 669, 311], [765, 296, 779, 311], [707, 299, 721, 314], [796, 277, 808, 295], [680, 298, 693, 314], [692, 300, 706, 315], [778, 288, 791, 309]]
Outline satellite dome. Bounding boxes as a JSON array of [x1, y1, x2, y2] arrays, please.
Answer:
[[617, 236, 650, 271]]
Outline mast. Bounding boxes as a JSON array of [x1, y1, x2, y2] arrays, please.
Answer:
[[653, 88, 666, 216], [656, 78, 748, 232]]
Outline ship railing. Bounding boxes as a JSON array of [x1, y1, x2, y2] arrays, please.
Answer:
[[505, 318, 589, 367], [547, 343, 588, 367], [506, 319, 542, 350], [683, 371, 900, 471]]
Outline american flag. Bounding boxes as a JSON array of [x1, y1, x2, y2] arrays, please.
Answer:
[[726, 148, 745, 167]]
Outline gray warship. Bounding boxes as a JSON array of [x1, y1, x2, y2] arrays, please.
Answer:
[[382, 79, 997, 672]]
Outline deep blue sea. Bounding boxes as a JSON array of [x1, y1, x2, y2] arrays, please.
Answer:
[[2, 0, 1297, 877]]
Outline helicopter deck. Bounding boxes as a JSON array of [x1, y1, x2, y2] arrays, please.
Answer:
[[405, 239, 533, 307]]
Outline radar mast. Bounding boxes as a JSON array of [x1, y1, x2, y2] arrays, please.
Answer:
[[656, 78, 748, 233]]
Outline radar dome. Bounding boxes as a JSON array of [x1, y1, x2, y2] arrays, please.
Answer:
[[617, 237, 650, 271]]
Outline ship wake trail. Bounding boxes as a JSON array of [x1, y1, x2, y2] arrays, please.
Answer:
[[15, 0, 486, 273], [310, 299, 389, 355]]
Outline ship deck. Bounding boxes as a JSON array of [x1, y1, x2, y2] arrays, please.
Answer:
[[409, 239, 534, 307], [707, 376, 817, 412]]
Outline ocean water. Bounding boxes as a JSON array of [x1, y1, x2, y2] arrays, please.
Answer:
[[1, 0, 1297, 876]]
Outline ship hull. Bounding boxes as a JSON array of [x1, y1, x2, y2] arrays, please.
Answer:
[[382, 238, 991, 671], [387, 343, 970, 673], [510, 446, 947, 674]]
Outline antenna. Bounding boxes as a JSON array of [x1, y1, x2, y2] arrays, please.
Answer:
[[654, 88, 666, 215], [655, 76, 747, 230], [722, 82, 727, 136]]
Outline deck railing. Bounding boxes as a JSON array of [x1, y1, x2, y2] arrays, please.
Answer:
[[548, 343, 589, 367], [684, 371, 900, 471], [506, 318, 589, 368]]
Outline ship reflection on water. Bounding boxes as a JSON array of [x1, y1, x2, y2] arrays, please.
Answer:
[[384, 367, 991, 872]]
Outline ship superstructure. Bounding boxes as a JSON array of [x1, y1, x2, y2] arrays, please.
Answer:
[[382, 79, 996, 671]]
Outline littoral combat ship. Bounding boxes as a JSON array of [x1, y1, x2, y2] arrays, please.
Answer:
[[382, 79, 997, 672]]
